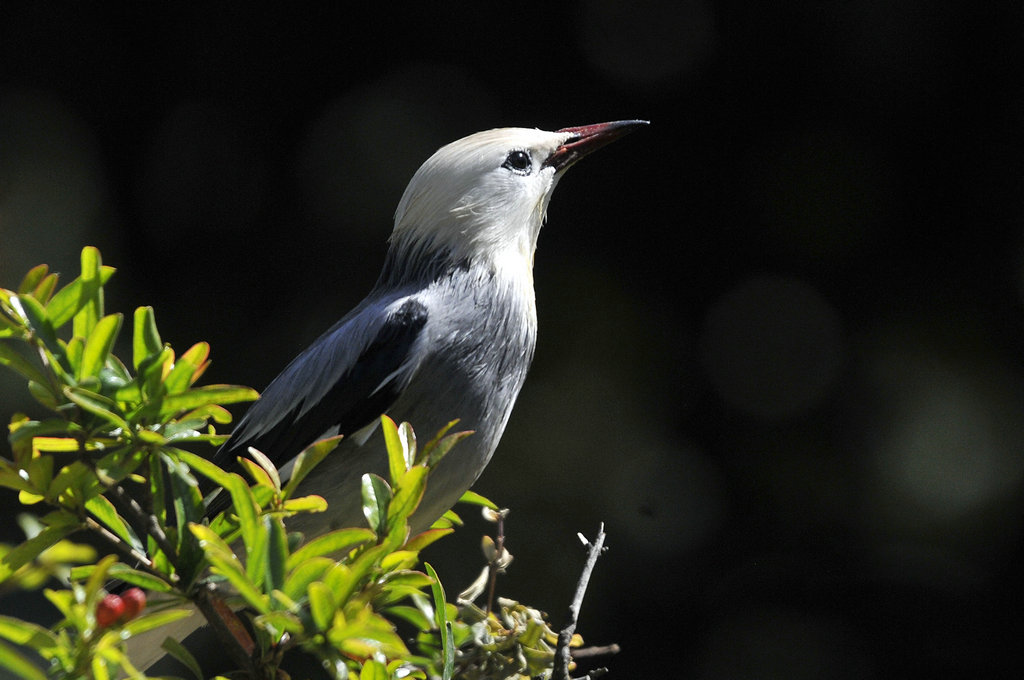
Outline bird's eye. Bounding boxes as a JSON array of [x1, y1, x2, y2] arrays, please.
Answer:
[[502, 149, 533, 175]]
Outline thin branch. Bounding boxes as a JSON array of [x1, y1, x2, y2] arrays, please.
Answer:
[[108, 482, 180, 571], [571, 643, 621, 659], [553, 523, 608, 680], [83, 517, 158, 573], [485, 512, 505, 614], [193, 583, 256, 676]]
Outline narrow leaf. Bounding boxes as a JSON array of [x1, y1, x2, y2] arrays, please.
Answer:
[[381, 415, 406, 484], [281, 435, 340, 500], [308, 581, 335, 631], [73, 246, 103, 338], [63, 386, 130, 432], [0, 343, 49, 386], [132, 306, 162, 370], [425, 562, 454, 680], [0, 640, 48, 680], [84, 495, 143, 553], [284, 527, 376, 572], [78, 313, 123, 380], [155, 384, 259, 418], [18, 264, 49, 296], [361, 473, 391, 534], [45, 265, 115, 329], [160, 636, 203, 680], [121, 608, 193, 637]]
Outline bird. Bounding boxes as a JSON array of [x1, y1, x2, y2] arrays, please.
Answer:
[[207, 120, 648, 536], [133, 120, 646, 672]]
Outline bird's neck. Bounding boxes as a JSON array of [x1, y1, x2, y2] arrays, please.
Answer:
[[376, 232, 535, 291]]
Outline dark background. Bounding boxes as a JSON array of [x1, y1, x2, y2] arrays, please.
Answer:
[[2, 1, 1023, 677]]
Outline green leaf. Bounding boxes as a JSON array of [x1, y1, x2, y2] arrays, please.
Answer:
[[189, 523, 268, 613], [404, 527, 454, 553], [63, 386, 130, 432], [46, 262, 115, 329], [69, 562, 174, 593], [425, 429, 474, 468], [73, 246, 104, 338], [163, 342, 210, 395], [383, 604, 433, 633], [281, 435, 341, 500], [308, 580, 336, 631], [243, 446, 280, 492], [388, 466, 428, 533], [361, 473, 391, 535], [160, 636, 204, 680], [0, 615, 58, 651], [382, 415, 408, 484], [13, 294, 62, 358], [84, 494, 143, 553], [0, 640, 48, 680], [425, 562, 454, 680], [0, 342, 49, 386], [18, 264, 49, 296], [173, 449, 232, 493], [456, 489, 499, 511], [285, 528, 376, 572], [131, 306, 162, 370], [78, 313, 123, 380], [0, 519, 78, 582], [122, 608, 193, 637], [360, 658, 388, 680], [32, 272, 59, 304], [265, 515, 288, 593], [283, 556, 335, 601], [154, 384, 259, 419]]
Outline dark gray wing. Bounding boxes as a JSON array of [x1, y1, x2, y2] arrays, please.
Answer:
[[210, 298, 428, 476]]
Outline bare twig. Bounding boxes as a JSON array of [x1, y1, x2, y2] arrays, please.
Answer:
[[553, 523, 609, 680], [571, 643, 621, 659], [485, 512, 505, 614]]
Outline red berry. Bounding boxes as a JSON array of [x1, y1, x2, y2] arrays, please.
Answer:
[[121, 588, 147, 620], [96, 594, 125, 627]]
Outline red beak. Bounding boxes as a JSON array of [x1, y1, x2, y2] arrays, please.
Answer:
[[544, 120, 649, 171]]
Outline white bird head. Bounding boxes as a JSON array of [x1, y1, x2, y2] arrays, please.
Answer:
[[392, 121, 647, 269]]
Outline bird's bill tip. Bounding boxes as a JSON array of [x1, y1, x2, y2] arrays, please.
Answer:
[[545, 119, 648, 171]]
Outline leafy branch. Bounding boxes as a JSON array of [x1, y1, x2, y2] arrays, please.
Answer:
[[0, 247, 613, 679]]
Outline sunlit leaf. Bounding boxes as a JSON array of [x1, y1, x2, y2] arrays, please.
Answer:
[[456, 489, 499, 511], [404, 527, 454, 553], [0, 343, 49, 386], [46, 261, 115, 329], [84, 495, 143, 553], [361, 473, 391, 535], [285, 528, 376, 572], [388, 466, 427, 532], [245, 446, 281, 492], [131, 306, 162, 371], [122, 608, 193, 637], [154, 384, 259, 419], [0, 640, 48, 680], [18, 264, 49, 296], [308, 580, 336, 631], [63, 386, 130, 432], [281, 435, 341, 500], [189, 523, 268, 613], [425, 562, 454, 680], [381, 415, 409, 484], [78, 313, 123, 380], [73, 246, 104, 339]]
